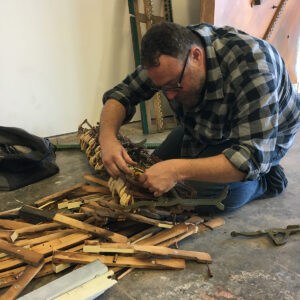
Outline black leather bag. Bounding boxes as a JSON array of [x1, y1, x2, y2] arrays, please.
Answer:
[[0, 126, 59, 191]]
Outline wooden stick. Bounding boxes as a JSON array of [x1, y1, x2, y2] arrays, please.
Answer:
[[159, 217, 225, 247], [0, 239, 44, 266], [34, 183, 85, 207], [83, 174, 109, 187], [52, 251, 185, 270], [81, 185, 111, 194], [263, 0, 288, 40], [0, 207, 20, 218], [134, 245, 211, 263], [123, 212, 173, 228], [89, 201, 173, 228], [0, 262, 44, 300], [129, 226, 162, 243], [137, 222, 198, 246]]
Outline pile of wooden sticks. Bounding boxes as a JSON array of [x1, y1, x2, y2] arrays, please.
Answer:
[[0, 174, 224, 299]]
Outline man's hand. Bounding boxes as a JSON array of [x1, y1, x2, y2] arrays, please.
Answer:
[[101, 138, 136, 178], [99, 99, 136, 178], [137, 155, 246, 197], [138, 160, 179, 197]]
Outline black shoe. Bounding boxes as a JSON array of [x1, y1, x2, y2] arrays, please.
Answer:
[[264, 165, 288, 197]]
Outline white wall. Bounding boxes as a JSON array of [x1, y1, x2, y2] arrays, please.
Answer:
[[0, 0, 199, 137]]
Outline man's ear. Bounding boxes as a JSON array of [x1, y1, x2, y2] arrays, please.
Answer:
[[191, 47, 204, 65]]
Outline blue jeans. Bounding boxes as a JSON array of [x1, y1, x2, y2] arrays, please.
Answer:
[[153, 126, 286, 212]]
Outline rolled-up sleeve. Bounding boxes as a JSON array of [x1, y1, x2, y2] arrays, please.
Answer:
[[223, 72, 279, 180]]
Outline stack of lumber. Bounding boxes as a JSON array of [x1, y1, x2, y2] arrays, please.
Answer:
[[0, 174, 224, 299]]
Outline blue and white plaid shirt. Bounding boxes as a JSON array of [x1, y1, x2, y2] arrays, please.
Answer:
[[103, 24, 300, 180]]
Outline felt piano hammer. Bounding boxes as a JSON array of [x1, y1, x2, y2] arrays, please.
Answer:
[[19, 205, 128, 243]]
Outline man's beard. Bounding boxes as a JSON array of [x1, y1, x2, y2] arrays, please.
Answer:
[[174, 74, 205, 108], [173, 88, 203, 108]]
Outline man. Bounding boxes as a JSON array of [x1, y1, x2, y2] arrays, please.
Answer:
[[99, 22, 300, 211]]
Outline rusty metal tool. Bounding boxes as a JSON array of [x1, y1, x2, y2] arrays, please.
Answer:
[[231, 225, 300, 246]]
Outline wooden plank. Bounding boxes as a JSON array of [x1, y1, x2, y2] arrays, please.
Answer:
[[54, 270, 116, 300], [199, 0, 215, 23], [0, 262, 44, 300], [0, 230, 18, 242], [83, 241, 134, 254], [15, 229, 77, 247], [52, 251, 185, 269], [30, 233, 90, 255], [83, 242, 212, 263], [0, 262, 53, 289], [12, 222, 65, 241], [18, 260, 108, 300], [263, 0, 288, 40], [134, 244, 211, 263], [111, 216, 224, 277], [51, 244, 84, 273], [58, 194, 108, 209], [158, 217, 225, 247], [0, 245, 83, 288], [52, 214, 128, 243], [0, 219, 32, 230], [19, 205, 128, 243], [0, 256, 52, 279], [157, 229, 197, 247], [34, 183, 84, 207], [0, 239, 44, 266], [57, 200, 70, 209], [15, 222, 65, 236], [0, 233, 90, 272], [139, 216, 204, 245]]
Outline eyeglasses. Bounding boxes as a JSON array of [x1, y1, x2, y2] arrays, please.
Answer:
[[151, 49, 191, 93]]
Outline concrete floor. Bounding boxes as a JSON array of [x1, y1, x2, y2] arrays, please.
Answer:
[[0, 120, 299, 300]]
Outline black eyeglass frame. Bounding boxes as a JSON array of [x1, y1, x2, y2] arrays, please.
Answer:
[[151, 49, 191, 93]]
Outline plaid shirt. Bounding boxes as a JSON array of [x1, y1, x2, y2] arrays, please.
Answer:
[[103, 24, 300, 180]]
